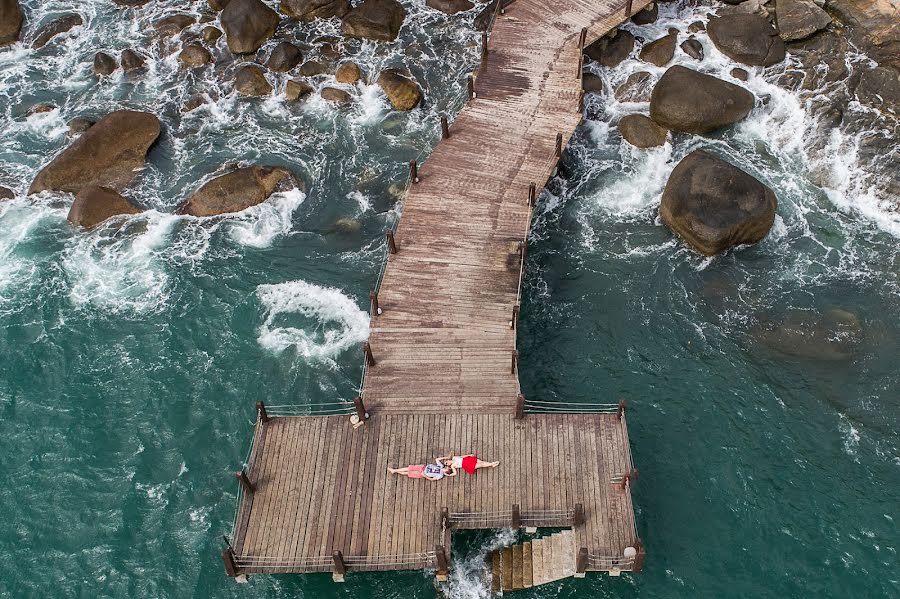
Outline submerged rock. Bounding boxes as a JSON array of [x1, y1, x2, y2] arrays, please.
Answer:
[[649, 66, 754, 134], [584, 29, 634, 67], [377, 68, 421, 110], [776, 0, 832, 42], [178, 166, 298, 216], [281, 0, 350, 20], [618, 114, 668, 148], [234, 65, 273, 96], [67, 117, 94, 135], [179, 44, 212, 68], [639, 32, 677, 67], [30, 110, 161, 195], [614, 71, 655, 102], [31, 14, 83, 49], [426, 0, 474, 14], [754, 308, 863, 361], [68, 185, 142, 228], [342, 0, 406, 42], [707, 14, 785, 66], [221, 0, 279, 54], [93, 52, 118, 77], [267, 41, 303, 72], [121, 49, 146, 72], [659, 149, 777, 255], [0, 0, 22, 45]]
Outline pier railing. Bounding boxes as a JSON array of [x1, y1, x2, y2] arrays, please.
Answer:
[[449, 507, 579, 529]]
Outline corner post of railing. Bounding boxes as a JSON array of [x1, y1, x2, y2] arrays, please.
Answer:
[[370, 291, 381, 316], [511, 504, 521, 528], [440, 115, 450, 139], [256, 401, 270, 425], [632, 538, 645, 571], [468, 73, 476, 100], [555, 132, 563, 157], [574, 503, 584, 527], [621, 468, 639, 491], [222, 546, 239, 577], [235, 468, 254, 497], [435, 544, 450, 580], [575, 547, 588, 578], [528, 182, 536, 206], [332, 550, 347, 582], [617, 399, 626, 421], [481, 31, 489, 64], [386, 229, 397, 254], [353, 396, 369, 424], [515, 393, 525, 419], [511, 304, 519, 329], [363, 342, 376, 367], [409, 159, 419, 184], [510, 350, 518, 375], [625, 0, 634, 18]]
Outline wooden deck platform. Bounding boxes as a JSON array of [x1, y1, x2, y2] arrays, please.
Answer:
[[225, 0, 649, 583]]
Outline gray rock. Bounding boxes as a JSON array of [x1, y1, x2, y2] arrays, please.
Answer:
[[221, 0, 279, 54], [202, 26, 223, 43], [614, 71, 655, 102], [68, 117, 95, 135], [267, 41, 303, 72], [688, 20, 706, 33], [68, 185, 141, 228], [584, 29, 634, 67], [618, 114, 668, 148], [298, 60, 331, 76], [827, 0, 900, 72], [681, 37, 704, 60], [31, 14, 83, 49], [639, 32, 677, 67], [582, 72, 604, 94], [707, 14, 785, 66], [208, 0, 232, 10], [0, 0, 22, 45], [0, 186, 13, 200], [776, 0, 832, 41], [154, 14, 196, 37], [121, 49, 146, 72], [854, 65, 900, 116], [234, 65, 273, 96], [93, 52, 117, 76], [281, 0, 350, 20], [649, 65, 755, 134], [731, 67, 749, 81], [342, 0, 406, 42], [631, 2, 658, 25]]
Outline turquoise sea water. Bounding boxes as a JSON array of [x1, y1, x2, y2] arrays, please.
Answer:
[[1, 1, 898, 598]]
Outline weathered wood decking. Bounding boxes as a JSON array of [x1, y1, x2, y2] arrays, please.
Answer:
[[226, 0, 648, 582]]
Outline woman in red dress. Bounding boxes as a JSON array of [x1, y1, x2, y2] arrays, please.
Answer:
[[437, 453, 499, 475]]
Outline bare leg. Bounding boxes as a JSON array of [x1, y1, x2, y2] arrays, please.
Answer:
[[475, 459, 500, 469], [388, 467, 409, 475]]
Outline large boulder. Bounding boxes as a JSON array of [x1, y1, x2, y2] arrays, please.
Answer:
[[828, 0, 899, 71], [618, 114, 668, 148], [221, 0, 279, 54], [659, 150, 777, 255], [321, 86, 352, 105], [178, 44, 212, 68], [178, 166, 297, 216], [154, 14, 196, 37], [0, 0, 22, 45], [335, 61, 362, 83], [29, 111, 161, 195], [234, 65, 273, 96], [281, 0, 350, 20], [753, 308, 863, 362], [631, 2, 658, 25], [639, 32, 677, 67], [285, 79, 314, 101], [31, 14, 83, 49], [426, 0, 474, 14], [267, 41, 303, 72], [68, 186, 141, 228], [377, 68, 421, 110], [707, 14, 785, 66], [649, 66, 754, 134], [342, 0, 406, 42], [584, 29, 634, 67], [775, 0, 831, 41]]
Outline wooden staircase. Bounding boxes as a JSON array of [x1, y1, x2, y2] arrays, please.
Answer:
[[489, 529, 578, 594]]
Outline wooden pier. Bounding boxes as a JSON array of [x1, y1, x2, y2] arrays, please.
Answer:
[[225, 0, 649, 585]]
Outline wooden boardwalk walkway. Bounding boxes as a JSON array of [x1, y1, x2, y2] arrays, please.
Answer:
[[225, 0, 649, 583]]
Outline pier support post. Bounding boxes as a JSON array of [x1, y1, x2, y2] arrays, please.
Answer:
[[410, 160, 419, 183], [617, 399, 626, 421], [555, 132, 563, 157], [574, 503, 584, 527], [528, 182, 536, 206], [353, 396, 369, 424], [370, 291, 381, 316], [222, 547, 239, 577], [440, 115, 450, 139], [235, 468, 254, 497], [510, 304, 519, 329], [575, 547, 588, 578], [436, 545, 450, 581], [386, 230, 397, 254], [632, 538, 645, 571], [515, 393, 525, 420], [510, 350, 518, 374], [332, 551, 347, 582], [256, 401, 269, 425], [468, 74, 476, 100], [363, 342, 376, 367], [511, 504, 521, 529]]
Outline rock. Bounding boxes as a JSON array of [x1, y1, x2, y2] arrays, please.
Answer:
[[93, 52, 117, 76], [29, 103, 55, 114], [202, 26, 223, 43], [267, 41, 303, 72], [425, 0, 474, 14], [688, 20, 705, 33], [178, 166, 297, 216], [154, 14, 196, 37], [631, 2, 658, 25], [0, 186, 13, 200], [68, 186, 141, 228], [281, 0, 350, 20], [584, 29, 634, 67], [754, 308, 863, 361], [208, 0, 232, 9], [318, 40, 343, 60], [320, 86, 352, 105], [776, 0, 831, 41], [0, 0, 21, 45], [681, 37, 704, 60], [639, 32, 677, 67], [618, 114, 668, 148], [298, 60, 330, 76], [234, 65, 273, 96], [335, 61, 362, 84], [121, 49, 146, 72], [68, 118, 94, 134], [285, 79, 314, 101], [614, 71, 655, 102], [31, 14, 83, 49], [377, 68, 421, 110], [30, 110, 160, 195], [650, 65, 754, 134], [330, 216, 362, 234], [179, 44, 212, 68], [221, 0, 279, 54], [828, 0, 900, 71], [659, 149, 777, 255], [182, 95, 207, 112], [342, 0, 406, 42], [582, 72, 604, 94], [854, 65, 900, 116], [731, 67, 749, 81], [707, 14, 785, 66]]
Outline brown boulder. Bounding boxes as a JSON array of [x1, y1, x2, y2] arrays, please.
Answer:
[[178, 166, 298, 216], [68, 118, 95, 135], [649, 66, 754, 134], [828, 0, 900, 71], [266, 41, 303, 72], [377, 68, 421, 110], [68, 186, 141, 228], [234, 65, 273, 96], [707, 14, 785, 66], [582, 72, 604, 94], [342, 0, 406, 42], [298, 60, 330, 76], [584, 29, 634, 67], [31, 14, 83, 49], [639, 32, 677, 67], [426, 0, 474, 14], [179, 44, 212, 68], [614, 71, 655, 102], [281, 0, 350, 20], [321, 86, 352, 105], [618, 114, 668, 148], [631, 2, 658, 25], [154, 14, 196, 37], [208, 0, 231, 9], [121, 49, 146, 72], [93, 52, 117, 76], [221, 0, 279, 54], [202, 26, 223, 43], [0, 186, 13, 200], [659, 150, 777, 255], [0, 0, 21, 45], [776, 0, 832, 42], [731, 67, 749, 81], [285, 79, 314, 101], [30, 111, 161, 195], [335, 61, 362, 83], [681, 37, 704, 60]]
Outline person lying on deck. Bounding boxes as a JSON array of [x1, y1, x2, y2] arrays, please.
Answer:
[[437, 453, 499, 475], [387, 462, 448, 481]]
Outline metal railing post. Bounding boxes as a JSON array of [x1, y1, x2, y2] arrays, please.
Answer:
[[511, 304, 519, 329], [363, 342, 376, 367], [528, 182, 536, 206], [386, 230, 397, 254], [440, 115, 450, 139], [235, 468, 254, 497], [468, 74, 476, 100], [370, 291, 381, 315], [618, 399, 626, 421], [409, 160, 419, 183], [574, 503, 584, 526], [515, 393, 525, 419], [626, 0, 634, 17], [436, 544, 450, 579], [555, 132, 563, 157], [511, 350, 518, 374], [222, 547, 239, 577], [633, 538, 645, 571]]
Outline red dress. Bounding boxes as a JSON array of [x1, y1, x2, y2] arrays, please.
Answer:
[[461, 455, 478, 475]]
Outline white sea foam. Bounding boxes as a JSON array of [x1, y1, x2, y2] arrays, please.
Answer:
[[226, 188, 305, 247], [256, 280, 370, 362], [445, 529, 517, 599]]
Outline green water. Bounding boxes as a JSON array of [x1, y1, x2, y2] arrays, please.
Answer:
[[1, 1, 898, 598]]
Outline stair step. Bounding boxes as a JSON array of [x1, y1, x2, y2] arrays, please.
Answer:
[[532, 538, 545, 586], [560, 530, 576, 577], [501, 547, 513, 592], [512, 544, 524, 590], [491, 551, 501, 595], [522, 542, 533, 588], [551, 532, 565, 581]]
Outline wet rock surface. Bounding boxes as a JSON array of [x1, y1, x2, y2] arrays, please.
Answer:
[[68, 185, 142, 228], [708, 13, 785, 66], [649, 66, 755, 134], [179, 166, 299, 216], [618, 114, 668, 148]]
